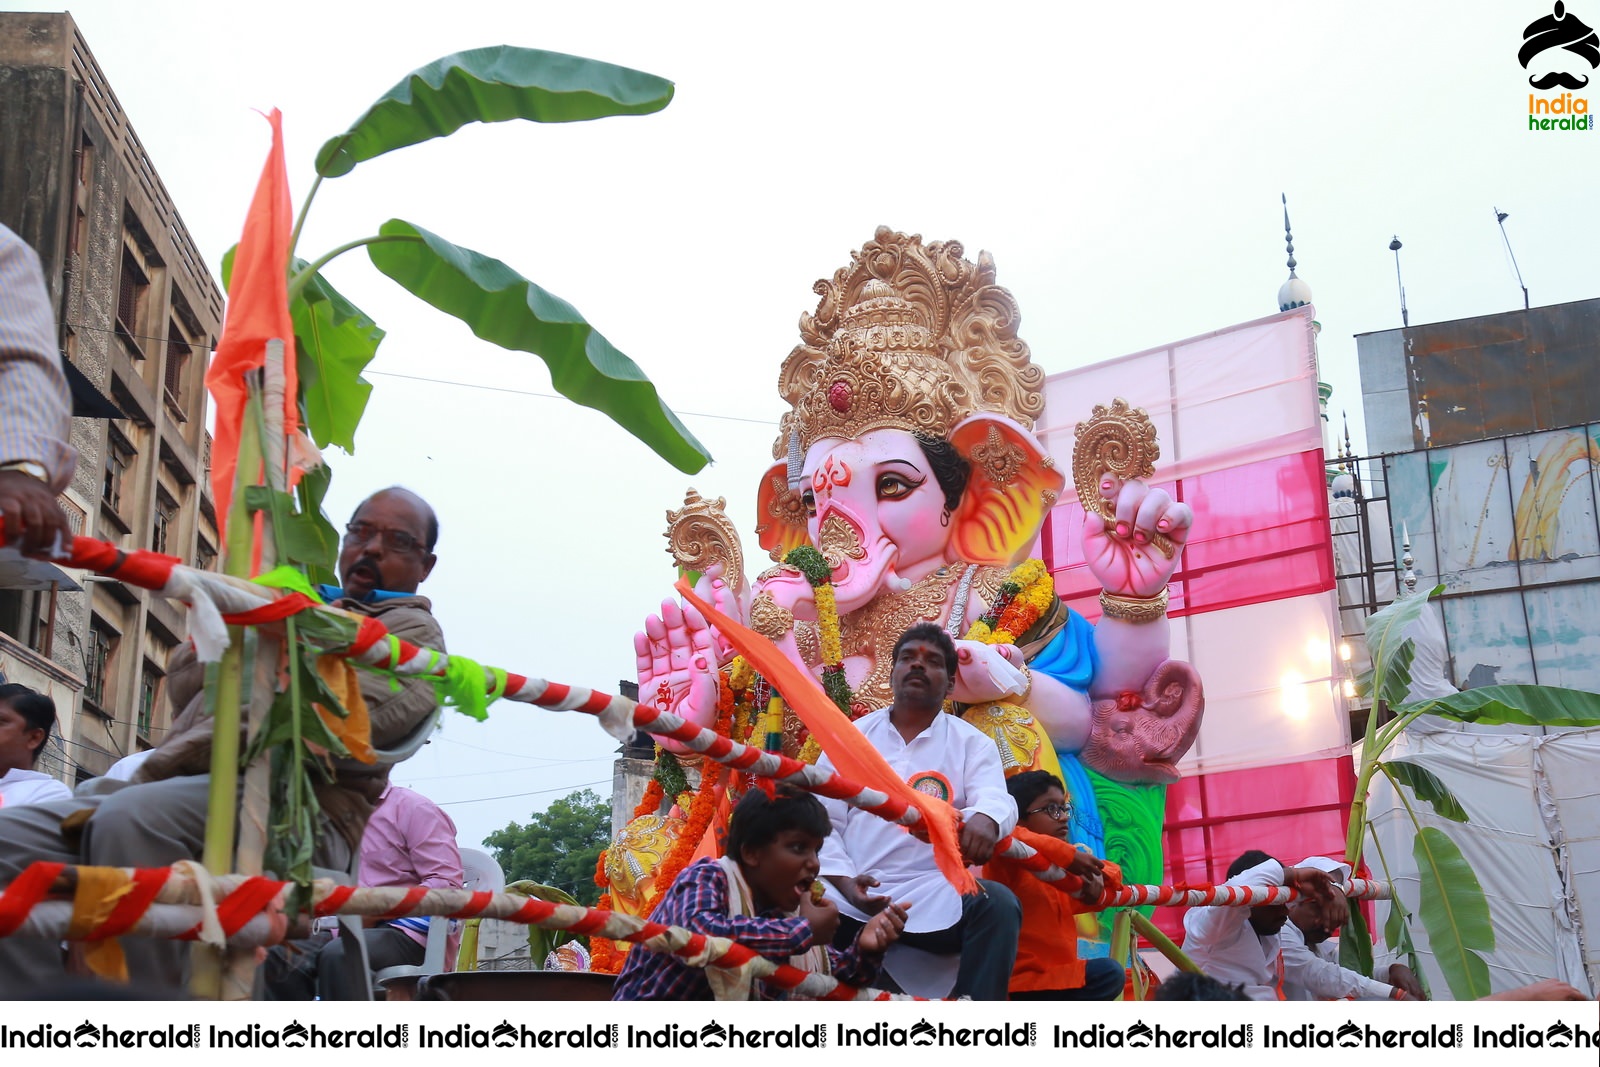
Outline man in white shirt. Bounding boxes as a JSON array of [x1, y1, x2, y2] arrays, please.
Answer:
[[0, 683, 71, 808], [1280, 855, 1426, 1001], [1181, 849, 1345, 1000], [818, 622, 1021, 1000]]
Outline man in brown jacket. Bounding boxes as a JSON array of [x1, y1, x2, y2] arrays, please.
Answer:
[[0, 487, 445, 993]]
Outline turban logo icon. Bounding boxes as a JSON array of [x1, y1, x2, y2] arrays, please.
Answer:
[[1521, 2, 1600, 89]]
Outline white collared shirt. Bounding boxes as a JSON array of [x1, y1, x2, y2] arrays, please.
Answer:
[[1181, 858, 1287, 1000], [0, 767, 71, 808], [816, 708, 1017, 932], [1279, 921, 1394, 1000]]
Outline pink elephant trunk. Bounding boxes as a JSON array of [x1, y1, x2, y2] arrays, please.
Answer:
[[814, 504, 895, 614]]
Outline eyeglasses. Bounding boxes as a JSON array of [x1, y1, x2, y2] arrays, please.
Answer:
[[1023, 802, 1071, 821], [343, 521, 426, 554]]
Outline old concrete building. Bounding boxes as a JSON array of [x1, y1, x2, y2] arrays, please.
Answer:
[[0, 11, 222, 782]]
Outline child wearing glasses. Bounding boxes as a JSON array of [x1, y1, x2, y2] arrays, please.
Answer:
[[982, 770, 1126, 1000]]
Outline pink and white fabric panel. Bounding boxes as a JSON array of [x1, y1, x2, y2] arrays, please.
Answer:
[[1038, 306, 1348, 775]]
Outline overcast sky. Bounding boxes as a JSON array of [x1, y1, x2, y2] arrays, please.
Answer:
[[11, 0, 1598, 848]]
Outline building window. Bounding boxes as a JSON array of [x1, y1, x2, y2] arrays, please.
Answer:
[[103, 431, 133, 517], [85, 624, 116, 708], [164, 324, 188, 413], [27, 588, 56, 657], [76, 133, 94, 189], [195, 536, 217, 573], [152, 490, 178, 555], [116, 248, 148, 349], [138, 663, 162, 736]]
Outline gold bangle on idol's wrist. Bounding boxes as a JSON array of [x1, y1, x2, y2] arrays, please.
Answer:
[[1099, 587, 1169, 624], [1014, 664, 1033, 702]]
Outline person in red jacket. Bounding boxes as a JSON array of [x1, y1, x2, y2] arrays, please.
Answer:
[[983, 770, 1125, 1000]]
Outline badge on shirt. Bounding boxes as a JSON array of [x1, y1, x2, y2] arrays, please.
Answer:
[[907, 771, 952, 803]]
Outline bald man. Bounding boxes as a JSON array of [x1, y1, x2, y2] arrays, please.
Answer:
[[0, 489, 446, 993]]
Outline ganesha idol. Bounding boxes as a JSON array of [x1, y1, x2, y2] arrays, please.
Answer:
[[609, 228, 1204, 944]]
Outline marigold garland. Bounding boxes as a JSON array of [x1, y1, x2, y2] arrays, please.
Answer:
[[590, 894, 623, 972], [592, 679, 739, 973], [644, 677, 734, 909], [965, 558, 1054, 651], [784, 546, 855, 718]]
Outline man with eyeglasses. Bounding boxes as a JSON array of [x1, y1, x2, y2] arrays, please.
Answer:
[[140, 487, 444, 860], [0, 488, 446, 994]]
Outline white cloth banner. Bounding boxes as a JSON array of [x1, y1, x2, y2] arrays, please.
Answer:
[[1368, 722, 1600, 998]]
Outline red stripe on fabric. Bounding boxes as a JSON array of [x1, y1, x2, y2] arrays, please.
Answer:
[[0, 861, 65, 937], [569, 909, 611, 936], [393, 639, 421, 665], [314, 886, 356, 916], [105, 548, 182, 591], [449, 891, 494, 919], [539, 682, 571, 706], [507, 899, 553, 924], [578, 692, 613, 713], [214, 877, 286, 936], [223, 591, 316, 626], [181, 876, 286, 940], [349, 615, 389, 658], [375, 887, 428, 921], [86, 867, 172, 939], [61, 537, 180, 592], [661, 722, 702, 742]]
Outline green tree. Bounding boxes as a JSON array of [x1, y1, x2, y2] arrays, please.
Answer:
[[484, 789, 612, 906]]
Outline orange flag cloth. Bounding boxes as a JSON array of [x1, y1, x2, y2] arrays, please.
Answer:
[[675, 580, 975, 895], [205, 108, 300, 542]]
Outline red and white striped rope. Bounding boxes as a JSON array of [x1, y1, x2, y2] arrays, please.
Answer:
[[0, 862, 915, 1001]]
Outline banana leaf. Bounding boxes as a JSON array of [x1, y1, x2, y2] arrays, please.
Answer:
[[1338, 906, 1374, 978], [221, 246, 381, 457], [369, 220, 711, 474], [316, 47, 673, 178], [505, 880, 581, 968], [1382, 758, 1469, 822], [1363, 584, 1441, 707], [1382, 894, 1430, 998], [288, 263, 382, 453], [1400, 684, 1600, 728], [1412, 826, 1492, 1000]]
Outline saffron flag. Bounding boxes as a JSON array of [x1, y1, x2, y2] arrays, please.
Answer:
[[205, 108, 299, 542]]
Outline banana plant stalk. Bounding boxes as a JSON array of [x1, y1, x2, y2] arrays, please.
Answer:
[[191, 386, 268, 997]]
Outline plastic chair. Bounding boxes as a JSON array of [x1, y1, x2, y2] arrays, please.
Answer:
[[373, 847, 502, 993]]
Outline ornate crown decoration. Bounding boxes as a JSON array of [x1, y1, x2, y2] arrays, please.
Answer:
[[773, 227, 1045, 461]]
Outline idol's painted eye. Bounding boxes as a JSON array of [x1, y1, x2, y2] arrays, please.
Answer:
[[877, 472, 923, 500], [801, 489, 817, 517]]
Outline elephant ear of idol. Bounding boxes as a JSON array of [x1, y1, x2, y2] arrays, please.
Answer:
[[761, 226, 1058, 556]]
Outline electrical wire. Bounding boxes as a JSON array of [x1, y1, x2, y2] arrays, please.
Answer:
[[429, 778, 611, 807], [364, 369, 780, 427], [56, 318, 782, 427]]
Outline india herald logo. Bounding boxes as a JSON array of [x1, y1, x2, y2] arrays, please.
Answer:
[[1521, 2, 1600, 89]]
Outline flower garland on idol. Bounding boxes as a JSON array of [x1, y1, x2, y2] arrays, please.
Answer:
[[590, 681, 734, 974], [783, 545, 856, 764], [964, 558, 1053, 648]]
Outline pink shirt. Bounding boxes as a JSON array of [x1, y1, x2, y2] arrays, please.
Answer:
[[360, 785, 464, 949]]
